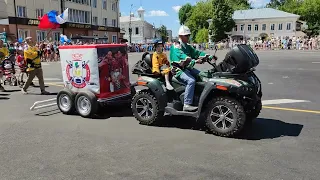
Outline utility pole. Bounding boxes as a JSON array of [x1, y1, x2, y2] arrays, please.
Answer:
[[60, 0, 65, 34], [129, 4, 133, 44]]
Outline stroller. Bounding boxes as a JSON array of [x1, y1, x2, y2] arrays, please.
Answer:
[[1, 54, 17, 86]]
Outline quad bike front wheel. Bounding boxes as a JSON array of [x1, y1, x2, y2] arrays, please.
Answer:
[[131, 90, 164, 125], [205, 97, 246, 137], [245, 99, 262, 124]]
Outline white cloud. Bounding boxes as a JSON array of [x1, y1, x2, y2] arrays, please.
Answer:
[[147, 10, 169, 17], [172, 6, 181, 13]]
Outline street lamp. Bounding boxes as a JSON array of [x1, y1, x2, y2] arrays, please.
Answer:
[[129, 4, 133, 44]]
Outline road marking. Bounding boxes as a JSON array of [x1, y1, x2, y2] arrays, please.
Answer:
[[262, 99, 310, 105], [33, 78, 61, 81], [263, 106, 320, 114], [312, 62, 320, 64], [46, 82, 64, 87]]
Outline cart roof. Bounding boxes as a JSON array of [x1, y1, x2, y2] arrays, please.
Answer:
[[59, 44, 127, 49]]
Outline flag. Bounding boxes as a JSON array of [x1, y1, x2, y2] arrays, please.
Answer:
[[39, 8, 69, 30]]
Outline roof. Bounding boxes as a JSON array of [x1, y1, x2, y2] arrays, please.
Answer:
[[120, 16, 142, 22], [137, 6, 145, 11], [233, 8, 299, 20]]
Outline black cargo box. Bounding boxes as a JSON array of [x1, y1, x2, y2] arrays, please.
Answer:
[[217, 44, 259, 74]]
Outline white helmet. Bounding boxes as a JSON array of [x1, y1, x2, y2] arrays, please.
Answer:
[[178, 25, 191, 36]]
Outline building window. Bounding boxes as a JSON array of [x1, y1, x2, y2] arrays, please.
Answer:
[[240, 24, 244, 31], [286, 23, 291, 30], [36, 9, 44, 18], [112, 2, 117, 11], [18, 29, 29, 40], [262, 24, 266, 31], [36, 30, 46, 42], [103, 18, 108, 26], [278, 23, 283, 30], [112, 35, 117, 43], [234, 25, 237, 32], [92, 16, 98, 25], [67, 0, 89, 5], [52, 32, 60, 42], [69, 9, 90, 23], [254, 24, 258, 31], [112, 19, 116, 27], [271, 24, 275, 31], [135, 27, 139, 35], [17, 6, 27, 17], [103, 0, 107, 9], [92, 0, 97, 8], [247, 24, 251, 31]]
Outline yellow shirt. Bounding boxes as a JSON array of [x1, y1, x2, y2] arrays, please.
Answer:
[[152, 52, 170, 74], [0, 47, 9, 61], [24, 46, 41, 71]]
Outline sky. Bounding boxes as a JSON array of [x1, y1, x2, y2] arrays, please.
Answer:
[[119, 0, 270, 37]]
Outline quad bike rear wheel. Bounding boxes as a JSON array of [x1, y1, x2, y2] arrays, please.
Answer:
[[205, 97, 246, 137], [131, 90, 164, 125]]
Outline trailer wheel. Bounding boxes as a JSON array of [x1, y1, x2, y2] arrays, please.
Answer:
[[75, 91, 98, 118], [57, 89, 76, 115]]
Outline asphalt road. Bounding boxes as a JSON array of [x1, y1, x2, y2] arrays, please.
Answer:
[[0, 50, 320, 180]]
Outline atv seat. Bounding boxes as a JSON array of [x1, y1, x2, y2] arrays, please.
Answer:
[[142, 52, 153, 68]]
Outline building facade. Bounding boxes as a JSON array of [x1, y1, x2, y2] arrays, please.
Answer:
[[207, 8, 307, 42], [166, 30, 172, 42], [0, 0, 120, 43], [120, 7, 160, 44]]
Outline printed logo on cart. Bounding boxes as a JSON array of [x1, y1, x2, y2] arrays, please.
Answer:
[[66, 53, 91, 88]]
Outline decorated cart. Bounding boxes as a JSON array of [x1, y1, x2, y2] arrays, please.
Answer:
[[30, 44, 134, 117]]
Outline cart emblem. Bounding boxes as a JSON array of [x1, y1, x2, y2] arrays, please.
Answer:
[[66, 53, 91, 88]]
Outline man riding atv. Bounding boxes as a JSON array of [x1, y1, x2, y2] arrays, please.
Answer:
[[170, 25, 215, 111]]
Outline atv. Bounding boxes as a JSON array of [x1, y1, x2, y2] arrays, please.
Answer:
[[131, 44, 262, 137]]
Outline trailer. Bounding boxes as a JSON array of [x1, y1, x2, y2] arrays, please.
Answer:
[[30, 44, 134, 117]]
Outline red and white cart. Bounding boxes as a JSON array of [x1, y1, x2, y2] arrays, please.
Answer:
[[30, 44, 134, 117]]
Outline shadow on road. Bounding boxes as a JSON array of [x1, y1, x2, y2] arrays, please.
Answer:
[[93, 104, 133, 119], [237, 118, 303, 140], [0, 93, 10, 100], [154, 116, 303, 140], [35, 109, 61, 116], [4, 89, 21, 93], [0, 97, 10, 100]]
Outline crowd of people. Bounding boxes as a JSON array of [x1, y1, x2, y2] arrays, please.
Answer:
[[0, 38, 50, 94]]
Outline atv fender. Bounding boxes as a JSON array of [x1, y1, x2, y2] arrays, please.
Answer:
[[197, 81, 217, 114], [135, 76, 167, 111]]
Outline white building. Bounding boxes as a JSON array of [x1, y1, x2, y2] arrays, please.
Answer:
[[207, 8, 307, 42], [120, 7, 157, 44]]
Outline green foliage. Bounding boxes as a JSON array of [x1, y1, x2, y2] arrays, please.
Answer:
[[185, 1, 213, 40], [209, 0, 235, 42], [195, 28, 209, 43], [226, 0, 251, 10], [157, 25, 168, 42], [178, 3, 193, 25]]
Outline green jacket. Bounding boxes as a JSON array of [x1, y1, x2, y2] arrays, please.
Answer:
[[169, 41, 207, 77]]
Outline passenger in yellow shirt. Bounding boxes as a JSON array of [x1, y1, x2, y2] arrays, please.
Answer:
[[21, 37, 50, 95], [0, 40, 9, 92], [152, 41, 174, 90]]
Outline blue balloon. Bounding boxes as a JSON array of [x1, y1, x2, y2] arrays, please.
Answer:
[[18, 38, 23, 43], [66, 39, 71, 43]]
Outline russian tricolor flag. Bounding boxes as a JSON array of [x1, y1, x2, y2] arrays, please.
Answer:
[[39, 8, 69, 29]]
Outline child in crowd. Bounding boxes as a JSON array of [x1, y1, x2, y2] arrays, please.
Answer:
[[152, 41, 174, 90]]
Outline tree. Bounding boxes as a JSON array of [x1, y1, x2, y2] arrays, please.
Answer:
[[185, 0, 213, 40], [226, 0, 251, 10], [209, 0, 235, 42], [157, 25, 169, 42], [195, 28, 209, 43], [178, 3, 194, 25]]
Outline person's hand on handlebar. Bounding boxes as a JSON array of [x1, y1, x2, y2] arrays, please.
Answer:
[[196, 59, 204, 64]]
